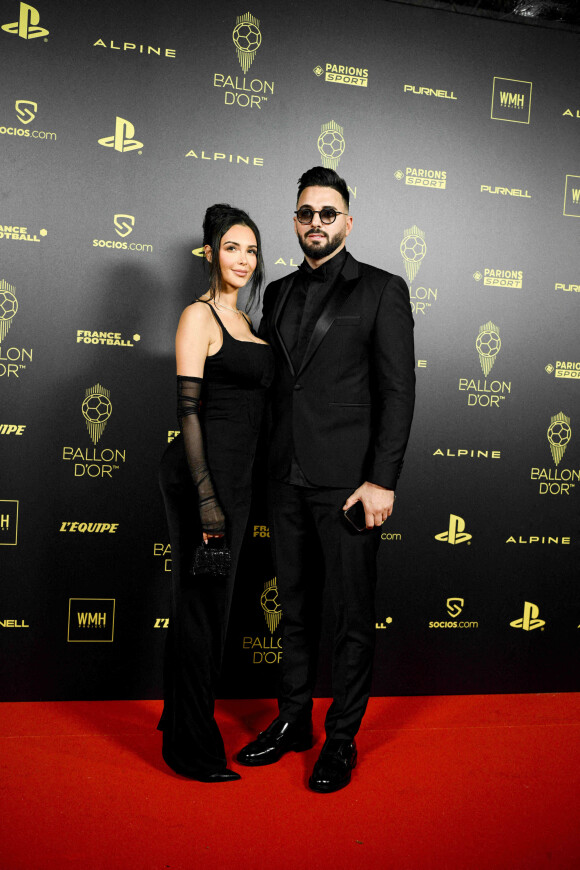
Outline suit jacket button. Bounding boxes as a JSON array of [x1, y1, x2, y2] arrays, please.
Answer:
[[294, 384, 302, 391]]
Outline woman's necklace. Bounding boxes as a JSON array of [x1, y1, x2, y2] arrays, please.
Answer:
[[214, 300, 242, 316]]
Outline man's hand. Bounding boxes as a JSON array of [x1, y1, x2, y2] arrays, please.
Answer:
[[343, 482, 395, 529]]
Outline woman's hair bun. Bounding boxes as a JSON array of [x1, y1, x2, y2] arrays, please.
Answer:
[[203, 203, 248, 245]]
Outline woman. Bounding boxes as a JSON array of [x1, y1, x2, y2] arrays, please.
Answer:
[[158, 204, 274, 781]]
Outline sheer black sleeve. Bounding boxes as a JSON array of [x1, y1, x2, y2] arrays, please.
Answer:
[[177, 376, 225, 534]]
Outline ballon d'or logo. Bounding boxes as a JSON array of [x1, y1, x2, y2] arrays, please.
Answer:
[[0, 279, 18, 342], [317, 121, 345, 170], [400, 226, 426, 286], [476, 321, 501, 376], [547, 412, 571, 467], [232, 12, 261, 73], [260, 577, 282, 634], [82, 384, 112, 445]]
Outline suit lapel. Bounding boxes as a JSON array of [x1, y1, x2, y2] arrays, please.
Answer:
[[272, 273, 296, 375], [296, 255, 363, 377]]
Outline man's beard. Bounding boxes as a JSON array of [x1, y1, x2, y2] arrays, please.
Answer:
[[298, 227, 345, 260]]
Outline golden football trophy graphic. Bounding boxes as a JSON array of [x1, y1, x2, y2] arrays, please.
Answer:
[[260, 577, 282, 634], [547, 412, 571, 467], [476, 321, 501, 376], [82, 384, 112, 445], [0, 279, 18, 342], [317, 121, 345, 170], [232, 12, 261, 73], [400, 226, 426, 287]]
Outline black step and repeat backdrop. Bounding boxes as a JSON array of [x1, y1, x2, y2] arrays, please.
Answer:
[[1, 0, 578, 701]]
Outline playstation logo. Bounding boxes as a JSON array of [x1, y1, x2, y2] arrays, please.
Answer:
[[510, 601, 545, 631], [98, 117, 143, 154], [435, 514, 472, 545], [446, 598, 464, 618], [2, 3, 48, 39]]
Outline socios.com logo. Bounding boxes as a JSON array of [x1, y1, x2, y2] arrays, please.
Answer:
[[114, 214, 135, 238], [2, 2, 48, 40], [98, 117, 143, 154], [15, 100, 37, 125], [446, 598, 464, 618]]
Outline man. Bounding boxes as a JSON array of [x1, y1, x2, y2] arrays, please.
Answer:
[[237, 166, 415, 791]]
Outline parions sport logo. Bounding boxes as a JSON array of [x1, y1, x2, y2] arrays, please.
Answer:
[[544, 361, 580, 381], [400, 225, 438, 316], [0, 99, 57, 142], [457, 321, 513, 409], [0, 278, 34, 379], [530, 412, 578, 496], [473, 269, 523, 289], [313, 63, 368, 89], [213, 12, 274, 110], [394, 167, 447, 190], [61, 384, 126, 478]]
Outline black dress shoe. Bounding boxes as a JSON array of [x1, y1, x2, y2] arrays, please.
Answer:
[[237, 717, 313, 766], [193, 768, 241, 783], [308, 739, 357, 793]]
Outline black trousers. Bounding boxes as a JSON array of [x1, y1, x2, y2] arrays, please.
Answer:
[[158, 435, 249, 776], [269, 479, 381, 740]]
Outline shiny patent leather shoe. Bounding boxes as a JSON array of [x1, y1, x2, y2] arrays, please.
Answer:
[[308, 739, 357, 793], [237, 717, 313, 766], [194, 768, 241, 783]]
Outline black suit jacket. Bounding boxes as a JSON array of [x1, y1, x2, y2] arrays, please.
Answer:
[[259, 251, 415, 490]]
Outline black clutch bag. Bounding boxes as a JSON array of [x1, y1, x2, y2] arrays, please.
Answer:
[[191, 540, 231, 577]]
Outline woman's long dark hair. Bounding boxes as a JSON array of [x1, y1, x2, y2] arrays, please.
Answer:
[[202, 204, 265, 311]]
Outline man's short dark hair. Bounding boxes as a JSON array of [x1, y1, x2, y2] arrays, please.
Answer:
[[297, 166, 349, 209]]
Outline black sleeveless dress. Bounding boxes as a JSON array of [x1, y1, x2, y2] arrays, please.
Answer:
[[158, 301, 274, 776]]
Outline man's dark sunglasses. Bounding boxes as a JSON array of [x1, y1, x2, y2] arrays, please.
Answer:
[[294, 207, 347, 225]]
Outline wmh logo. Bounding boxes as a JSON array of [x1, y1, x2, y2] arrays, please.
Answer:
[[68, 598, 115, 642], [564, 175, 580, 218], [491, 77, 532, 124]]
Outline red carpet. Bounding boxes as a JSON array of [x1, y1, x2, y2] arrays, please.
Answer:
[[1, 695, 579, 869]]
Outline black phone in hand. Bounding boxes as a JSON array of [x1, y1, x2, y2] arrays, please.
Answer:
[[343, 501, 368, 532]]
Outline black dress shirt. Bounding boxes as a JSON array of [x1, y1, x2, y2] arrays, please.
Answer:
[[278, 248, 348, 486]]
